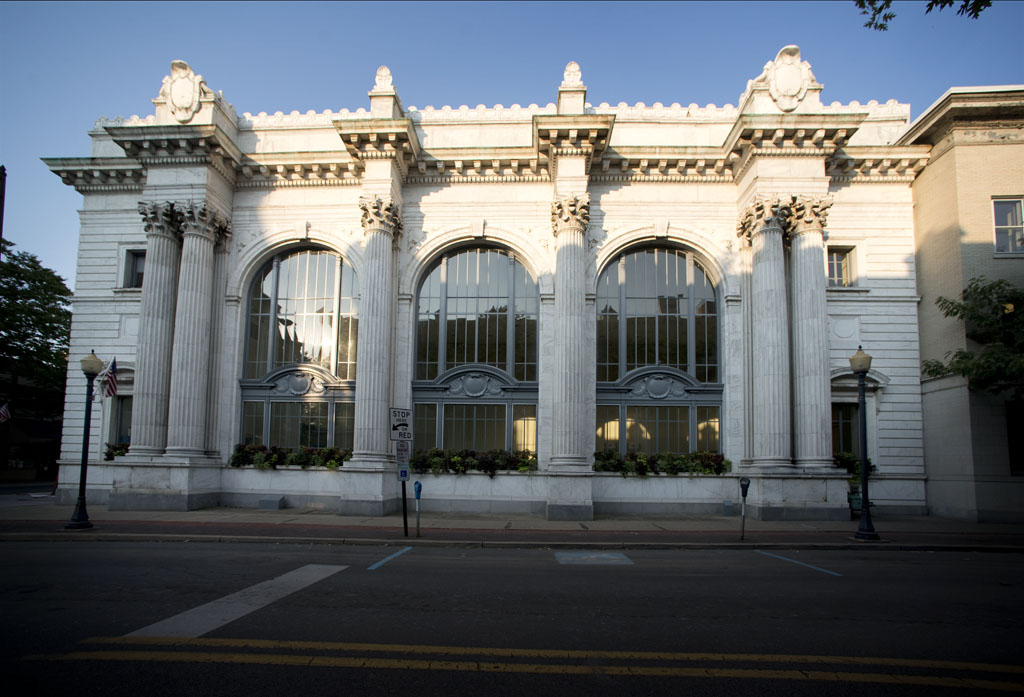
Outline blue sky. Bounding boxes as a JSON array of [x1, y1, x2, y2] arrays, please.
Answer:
[[1, 0, 1021, 285]]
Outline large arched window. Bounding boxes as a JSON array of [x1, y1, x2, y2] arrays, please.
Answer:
[[413, 247, 538, 453], [595, 246, 722, 455], [240, 248, 358, 450]]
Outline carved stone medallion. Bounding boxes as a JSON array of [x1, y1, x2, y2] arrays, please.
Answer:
[[272, 371, 327, 396], [630, 374, 687, 400], [766, 46, 814, 113], [447, 373, 504, 398], [158, 60, 211, 124]]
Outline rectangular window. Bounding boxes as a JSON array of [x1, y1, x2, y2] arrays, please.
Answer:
[[414, 403, 438, 452], [994, 198, 1023, 254], [270, 401, 328, 451], [115, 396, 133, 445], [125, 251, 145, 288], [443, 403, 505, 452], [696, 406, 720, 451], [625, 405, 689, 454], [595, 405, 620, 453], [832, 403, 859, 457], [512, 404, 537, 453], [827, 248, 853, 287], [242, 401, 264, 446], [333, 402, 354, 450]]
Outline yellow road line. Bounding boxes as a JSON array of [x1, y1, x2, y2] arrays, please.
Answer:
[[25, 650, 1024, 692], [83, 636, 1024, 674]]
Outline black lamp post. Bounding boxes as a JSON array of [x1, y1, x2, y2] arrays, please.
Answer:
[[66, 350, 103, 530], [849, 346, 879, 541]]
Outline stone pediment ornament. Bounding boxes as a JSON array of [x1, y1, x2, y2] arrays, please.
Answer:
[[764, 46, 816, 113], [159, 60, 213, 124], [374, 66, 393, 90], [447, 372, 505, 398], [630, 374, 688, 400], [562, 61, 583, 87], [271, 370, 328, 396]]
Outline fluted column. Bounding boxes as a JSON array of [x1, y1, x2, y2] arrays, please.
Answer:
[[165, 203, 230, 457], [129, 203, 182, 456], [549, 194, 590, 469], [352, 196, 401, 467], [791, 195, 834, 468], [740, 196, 793, 467]]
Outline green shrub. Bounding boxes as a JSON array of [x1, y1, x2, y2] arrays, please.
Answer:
[[409, 448, 537, 477], [592, 450, 731, 476], [230, 444, 350, 470], [104, 443, 130, 461]]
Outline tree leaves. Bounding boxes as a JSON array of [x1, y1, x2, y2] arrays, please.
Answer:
[[0, 239, 72, 394], [923, 277, 1024, 398]]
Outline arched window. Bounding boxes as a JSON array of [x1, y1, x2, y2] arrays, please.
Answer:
[[240, 248, 358, 450], [595, 246, 722, 455], [413, 247, 538, 453]]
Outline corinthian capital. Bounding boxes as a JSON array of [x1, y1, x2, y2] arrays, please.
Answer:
[[179, 202, 232, 244], [790, 195, 833, 235], [551, 194, 591, 236], [737, 195, 793, 240], [138, 201, 181, 240], [359, 196, 403, 237]]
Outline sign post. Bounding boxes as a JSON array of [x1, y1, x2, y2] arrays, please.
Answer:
[[391, 408, 412, 537]]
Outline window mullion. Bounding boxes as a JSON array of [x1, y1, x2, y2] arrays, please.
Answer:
[[331, 255, 342, 375], [618, 256, 626, 377], [438, 255, 448, 374], [267, 256, 280, 373], [687, 253, 696, 379], [507, 254, 515, 376]]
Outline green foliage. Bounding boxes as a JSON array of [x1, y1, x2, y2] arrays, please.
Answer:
[[229, 444, 351, 470], [409, 448, 537, 478], [921, 277, 1024, 399], [593, 450, 732, 477], [0, 239, 72, 406], [834, 451, 876, 486], [855, 0, 991, 31], [103, 443, 130, 461]]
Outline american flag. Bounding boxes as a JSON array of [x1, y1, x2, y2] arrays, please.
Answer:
[[104, 358, 118, 398], [0, 402, 9, 423]]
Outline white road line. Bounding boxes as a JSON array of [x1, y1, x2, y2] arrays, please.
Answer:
[[755, 551, 843, 577], [368, 546, 412, 570], [126, 564, 347, 638]]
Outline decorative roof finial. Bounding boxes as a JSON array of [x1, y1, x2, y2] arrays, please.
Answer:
[[562, 61, 582, 87], [374, 65, 393, 91]]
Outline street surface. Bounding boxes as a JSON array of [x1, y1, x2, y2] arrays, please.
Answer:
[[3, 541, 1022, 695]]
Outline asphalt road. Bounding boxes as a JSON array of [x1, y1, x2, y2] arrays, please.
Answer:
[[4, 541, 1022, 696]]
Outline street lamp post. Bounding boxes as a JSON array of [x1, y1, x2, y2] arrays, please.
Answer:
[[849, 346, 879, 541], [66, 350, 103, 530]]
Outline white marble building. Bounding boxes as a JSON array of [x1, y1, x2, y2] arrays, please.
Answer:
[[46, 48, 930, 520]]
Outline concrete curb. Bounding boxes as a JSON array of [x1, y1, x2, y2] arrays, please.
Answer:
[[3, 531, 1023, 552]]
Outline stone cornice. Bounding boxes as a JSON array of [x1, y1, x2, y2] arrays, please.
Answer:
[[896, 86, 1024, 146], [43, 157, 145, 193], [826, 145, 929, 183], [532, 114, 615, 175], [105, 124, 240, 185], [235, 153, 361, 188], [590, 148, 734, 183], [333, 118, 421, 181]]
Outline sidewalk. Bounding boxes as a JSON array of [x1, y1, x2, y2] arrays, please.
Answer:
[[2, 492, 1023, 550]]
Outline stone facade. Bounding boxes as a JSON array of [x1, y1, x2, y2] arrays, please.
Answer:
[[898, 86, 1024, 522], [46, 48, 935, 520]]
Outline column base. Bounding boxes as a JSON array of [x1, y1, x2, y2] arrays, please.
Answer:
[[127, 445, 165, 457], [346, 452, 394, 471], [546, 465, 593, 521]]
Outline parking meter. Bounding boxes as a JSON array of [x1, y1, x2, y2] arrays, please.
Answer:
[[413, 481, 422, 537], [739, 478, 751, 540]]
